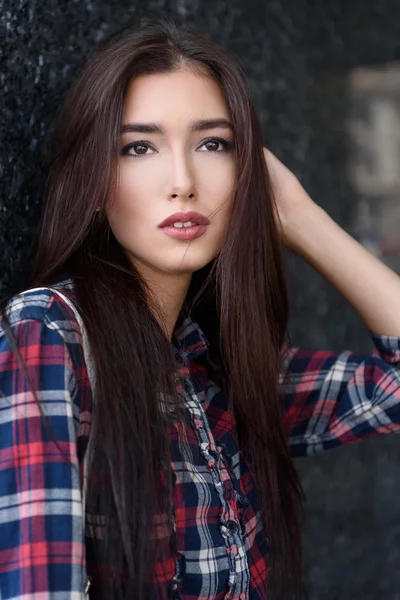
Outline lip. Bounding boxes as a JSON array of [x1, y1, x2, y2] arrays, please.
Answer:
[[160, 224, 207, 241], [158, 211, 210, 228]]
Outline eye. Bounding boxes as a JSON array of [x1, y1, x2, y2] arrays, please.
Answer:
[[198, 137, 234, 153], [121, 137, 234, 158], [122, 141, 156, 158]]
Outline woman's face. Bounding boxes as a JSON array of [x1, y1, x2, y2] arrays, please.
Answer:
[[106, 67, 236, 277]]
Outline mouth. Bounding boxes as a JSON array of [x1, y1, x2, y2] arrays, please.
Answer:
[[158, 210, 210, 241], [158, 210, 210, 229], [159, 223, 208, 241], [164, 220, 199, 229]]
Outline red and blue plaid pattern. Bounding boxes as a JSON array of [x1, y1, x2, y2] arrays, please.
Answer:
[[0, 280, 399, 599]]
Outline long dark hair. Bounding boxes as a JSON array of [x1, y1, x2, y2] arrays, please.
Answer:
[[1, 16, 306, 600]]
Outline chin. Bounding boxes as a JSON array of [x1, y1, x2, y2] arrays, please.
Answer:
[[162, 258, 214, 275]]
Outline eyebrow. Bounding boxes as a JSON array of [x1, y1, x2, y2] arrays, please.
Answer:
[[120, 118, 233, 135]]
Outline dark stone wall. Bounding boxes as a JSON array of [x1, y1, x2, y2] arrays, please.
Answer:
[[1, 1, 400, 597]]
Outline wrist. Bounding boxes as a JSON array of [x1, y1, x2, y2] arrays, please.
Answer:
[[284, 202, 330, 256]]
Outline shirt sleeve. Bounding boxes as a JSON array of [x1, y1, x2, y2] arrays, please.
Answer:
[[280, 332, 400, 457], [0, 315, 87, 597]]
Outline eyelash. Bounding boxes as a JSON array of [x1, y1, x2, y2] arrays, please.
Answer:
[[121, 137, 234, 158]]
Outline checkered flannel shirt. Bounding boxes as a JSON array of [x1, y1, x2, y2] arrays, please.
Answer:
[[0, 279, 399, 599]]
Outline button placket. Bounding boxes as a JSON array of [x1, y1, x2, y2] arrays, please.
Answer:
[[182, 377, 251, 597]]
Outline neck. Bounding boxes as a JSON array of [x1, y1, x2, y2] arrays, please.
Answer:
[[132, 261, 192, 341]]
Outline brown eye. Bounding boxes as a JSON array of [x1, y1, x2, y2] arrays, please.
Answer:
[[198, 138, 233, 153], [205, 140, 219, 152], [132, 143, 148, 155], [122, 141, 156, 158]]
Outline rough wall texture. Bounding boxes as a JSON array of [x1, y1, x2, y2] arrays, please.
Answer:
[[1, 1, 399, 597]]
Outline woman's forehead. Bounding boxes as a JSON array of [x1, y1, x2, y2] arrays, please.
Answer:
[[122, 69, 230, 127]]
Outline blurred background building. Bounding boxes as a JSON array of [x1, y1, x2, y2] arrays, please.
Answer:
[[347, 62, 400, 274], [1, 1, 399, 598]]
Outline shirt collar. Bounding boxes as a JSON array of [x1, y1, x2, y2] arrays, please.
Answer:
[[56, 276, 209, 362], [174, 309, 209, 361]]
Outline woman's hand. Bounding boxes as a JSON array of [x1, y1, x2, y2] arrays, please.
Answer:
[[263, 148, 319, 251]]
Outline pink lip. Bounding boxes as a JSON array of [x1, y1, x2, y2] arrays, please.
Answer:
[[158, 211, 210, 228], [160, 224, 207, 241]]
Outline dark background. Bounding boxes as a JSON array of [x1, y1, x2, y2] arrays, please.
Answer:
[[1, 1, 400, 597]]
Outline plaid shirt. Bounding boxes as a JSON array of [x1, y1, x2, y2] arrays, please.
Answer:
[[0, 279, 399, 600]]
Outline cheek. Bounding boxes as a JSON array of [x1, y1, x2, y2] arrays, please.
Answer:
[[109, 169, 156, 220], [120, 165, 142, 201], [205, 170, 236, 219]]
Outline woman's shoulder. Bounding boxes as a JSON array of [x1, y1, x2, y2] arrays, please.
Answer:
[[4, 276, 73, 316], [2, 277, 83, 347], [1, 277, 92, 399]]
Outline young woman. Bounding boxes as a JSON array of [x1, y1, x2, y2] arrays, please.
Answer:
[[0, 17, 399, 600]]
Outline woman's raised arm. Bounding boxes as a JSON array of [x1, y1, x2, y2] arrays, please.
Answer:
[[265, 148, 400, 337], [280, 335, 400, 456], [265, 149, 400, 455]]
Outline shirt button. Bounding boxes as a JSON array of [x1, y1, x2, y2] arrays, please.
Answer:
[[209, 449, 219, 461], [226, 520, 239, 535], [216, 440, 231, 458]]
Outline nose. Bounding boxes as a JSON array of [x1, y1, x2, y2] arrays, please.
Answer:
[[168, 150, 197, 202]]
